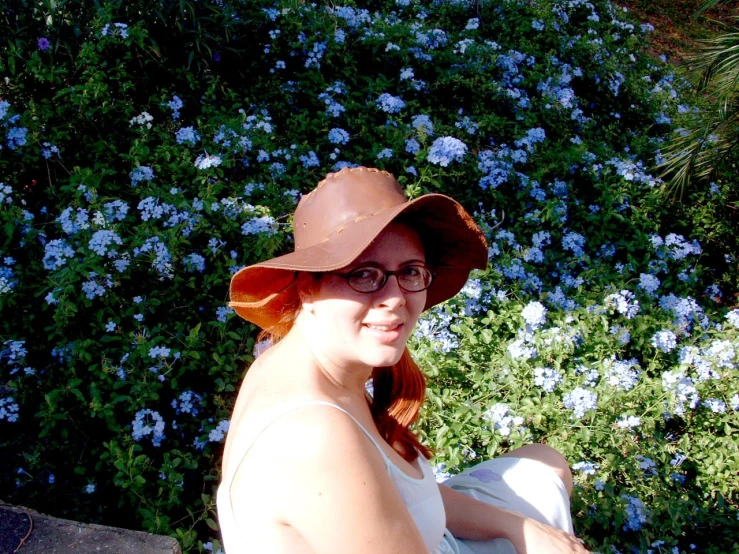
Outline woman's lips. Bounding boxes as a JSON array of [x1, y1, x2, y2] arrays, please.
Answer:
[[363, 322, 404, 343]]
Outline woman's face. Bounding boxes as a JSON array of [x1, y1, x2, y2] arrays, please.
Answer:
[[301, 223, 427, 370]]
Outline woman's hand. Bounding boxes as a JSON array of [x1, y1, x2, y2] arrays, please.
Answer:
[[508, 513, 590, 554]]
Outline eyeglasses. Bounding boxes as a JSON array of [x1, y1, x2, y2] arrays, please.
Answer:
[[332, 265, 434, 294]]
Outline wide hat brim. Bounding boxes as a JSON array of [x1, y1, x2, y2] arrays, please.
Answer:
[[229, 191, 488, 335]]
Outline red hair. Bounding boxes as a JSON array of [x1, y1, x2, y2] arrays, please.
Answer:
[[370, 348, 431, 462], [258, 293, 431, 462]]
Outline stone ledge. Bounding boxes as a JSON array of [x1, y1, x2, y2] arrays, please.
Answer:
[[0, 501, 181, 554]]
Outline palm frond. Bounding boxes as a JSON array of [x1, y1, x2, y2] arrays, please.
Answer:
[[660, 99, 739, 198], [693, 0, 735, 20]]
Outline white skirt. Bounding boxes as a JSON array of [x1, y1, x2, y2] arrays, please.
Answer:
[[438, 457, 574, 554]]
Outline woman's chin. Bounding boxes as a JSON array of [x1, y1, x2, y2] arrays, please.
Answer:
[[361, 345, 406, 368]]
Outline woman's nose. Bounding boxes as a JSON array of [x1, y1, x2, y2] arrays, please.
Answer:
[[375, 274, 407, 308]]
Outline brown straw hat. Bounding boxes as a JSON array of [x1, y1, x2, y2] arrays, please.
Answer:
[[229, 166, 488, 333]]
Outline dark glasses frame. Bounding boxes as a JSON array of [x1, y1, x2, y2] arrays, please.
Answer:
[[331, 264, 434, 294]]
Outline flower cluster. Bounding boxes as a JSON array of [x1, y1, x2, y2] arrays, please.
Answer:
[[132, 409, 166, 446], [483, 403, 525, 437], [427, 136, 467, 167], [563, 387, 598, 418]]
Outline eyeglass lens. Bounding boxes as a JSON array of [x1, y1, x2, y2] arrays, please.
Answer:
[[349, 266, 432, 292]]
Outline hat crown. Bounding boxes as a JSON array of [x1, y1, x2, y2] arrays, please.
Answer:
[[293, 167, 408, 251]]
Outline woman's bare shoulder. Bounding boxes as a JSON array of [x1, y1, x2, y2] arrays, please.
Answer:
[[222, 344, 337, 473], [229, 403, 428, 554]]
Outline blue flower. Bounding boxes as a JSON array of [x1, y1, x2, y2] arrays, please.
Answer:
[[405, 138, 420, 154], [101, 22, 129, 39], [400, 67, 414, 80], [319, 86, 346, 118], [175, 126, 200, 145], [81, 273, 111, 300], [132, 409, 166, 446], [299, 150, 320, 168], [241, 216, 277, 236], [194, 154, 222, 170], [305, 41, 327, 69], [651, 330, 677, 353], [208, 419, 230, 442], [43, 239, 75, 270], [377, 148, 393, 160], [727, 309, 739, 328], [149, 346, 171, 359], [561, 231, 585, 257], [0, 397, 19, 422], [105, 321, 117, 332], [376, 93, 406, 114], [563, 387, 598, 418], [521, 301, 547, 329], [41, 142, 60, 159], [411, 114, 434, 136], [130, 166, 154, 186], [604, 290, 640, 319], [427, 136, 467, 167], [133, 236, 174, 279], [534, 366, 562, 392], [6, 127, 28, 150], [704, 398, 726, 413], [604, 357, 641, 391], [216, 306, 234, 323], [184, 253, 206, 273], [165, 95, 183, 121], [38, 37, 51, 51], [328, 128, 350, 145], [659, 294, 707, 331], [414, 307, 459, 353], [455, 114, 478, 135], [638, 273, 660, 296], [103, 200, 129, 223], [572, 461, 598, 475], [615, 415, 641, 430], [621, 494, 648, 532], [514, 127, 546, 152], [88, 230, 123, 257]]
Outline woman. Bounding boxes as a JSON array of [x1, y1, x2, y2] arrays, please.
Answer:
[[218, 167, 588, 553]]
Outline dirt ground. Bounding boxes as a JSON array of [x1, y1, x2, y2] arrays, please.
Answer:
[[619, 0, 737, 68]]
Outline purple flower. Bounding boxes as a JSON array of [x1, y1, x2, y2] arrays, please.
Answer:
[[38, 37, 50, 51]]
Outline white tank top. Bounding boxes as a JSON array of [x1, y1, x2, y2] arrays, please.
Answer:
[[216, 400, 459, 553]]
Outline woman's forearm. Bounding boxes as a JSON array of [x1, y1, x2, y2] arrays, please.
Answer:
[[438, 483, 590, 554], [438, 483, 523, 541]]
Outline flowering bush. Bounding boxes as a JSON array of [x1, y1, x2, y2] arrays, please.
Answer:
[[1, 0, 737, 552]]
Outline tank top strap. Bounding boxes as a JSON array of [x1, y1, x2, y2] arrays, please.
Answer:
[[223, 400, 391, 491]]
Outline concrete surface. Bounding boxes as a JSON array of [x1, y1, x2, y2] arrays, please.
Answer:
[[0, 501, 182, 554]]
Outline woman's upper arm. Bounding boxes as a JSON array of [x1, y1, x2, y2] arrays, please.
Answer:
[[231, 406, 429, 554]]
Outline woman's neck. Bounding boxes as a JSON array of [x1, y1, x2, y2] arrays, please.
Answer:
[[289, 311, 373, 400]]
